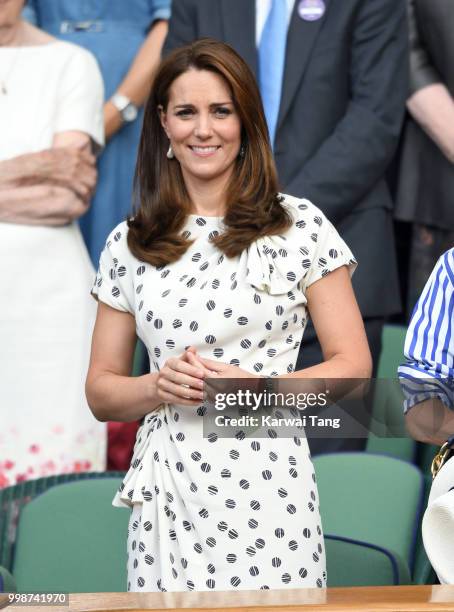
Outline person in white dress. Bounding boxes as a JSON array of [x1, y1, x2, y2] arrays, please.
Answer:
[[0, 0, 106, 487], [87, 39, 372, 592]]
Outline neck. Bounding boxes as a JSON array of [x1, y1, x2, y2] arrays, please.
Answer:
[[182, 171, 232, 217], [0, 21, 23, 46]]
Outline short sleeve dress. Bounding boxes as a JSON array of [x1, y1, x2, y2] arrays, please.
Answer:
[[93, 194, 356, 592], [0, 41, 106, 487]]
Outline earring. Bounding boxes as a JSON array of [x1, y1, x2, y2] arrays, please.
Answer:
[[167, 144, 175, 159], [239, 144, 245, 158]]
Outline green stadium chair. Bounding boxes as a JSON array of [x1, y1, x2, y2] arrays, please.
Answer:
[[367, 324, 416, 462], [132, 339, 147, 376], [0, 467, 420, 592], [314, 453, 423, 573], [0, 471, 125, 572], [11, 478, 128, 593], [377, 325, 408, 379], [0, 565, 15, 592], [0, 473, 126, 593], [325, 535, 411, 586]]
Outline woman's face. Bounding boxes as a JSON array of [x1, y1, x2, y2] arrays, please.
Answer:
[[160, 68, 242, 188], [0, 0, 25, 28]]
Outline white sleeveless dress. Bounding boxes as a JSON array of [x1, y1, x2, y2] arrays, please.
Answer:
[[0, 42, 106, 487], [93, 194, 356, 592]]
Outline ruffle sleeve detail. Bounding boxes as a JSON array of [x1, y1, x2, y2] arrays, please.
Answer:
[[242, 195, 357, 297]]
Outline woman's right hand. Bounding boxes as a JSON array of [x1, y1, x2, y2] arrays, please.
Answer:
[[155, 352, 205, 406], [26, 146, 97, 200]]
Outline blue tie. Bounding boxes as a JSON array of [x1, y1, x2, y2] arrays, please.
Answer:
[[259, 0, 288, 148]]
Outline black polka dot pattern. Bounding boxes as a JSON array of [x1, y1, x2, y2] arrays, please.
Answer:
[[94, 195, 356, 593]]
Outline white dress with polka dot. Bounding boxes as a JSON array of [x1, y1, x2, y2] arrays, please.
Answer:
[[93, 194, 356, 593]]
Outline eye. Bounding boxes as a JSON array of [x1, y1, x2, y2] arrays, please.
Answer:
[[175, 108, 194, 117], [214, 106, 232, 117]]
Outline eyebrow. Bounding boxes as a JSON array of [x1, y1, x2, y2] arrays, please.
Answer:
[[173, 101, 234, 109]]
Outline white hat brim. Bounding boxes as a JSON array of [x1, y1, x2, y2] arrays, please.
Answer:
[[423, 490, 454, 584]]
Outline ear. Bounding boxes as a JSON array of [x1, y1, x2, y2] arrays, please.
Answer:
[[158, 105, 170, 138]]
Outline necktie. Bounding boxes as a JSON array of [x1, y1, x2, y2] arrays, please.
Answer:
[[258, 0, 288, 148]]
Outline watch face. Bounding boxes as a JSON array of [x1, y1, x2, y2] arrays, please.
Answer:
[[123, 104, 138, 122]]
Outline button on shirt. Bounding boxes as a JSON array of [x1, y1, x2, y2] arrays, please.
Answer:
[[399, 249, 454, 413]]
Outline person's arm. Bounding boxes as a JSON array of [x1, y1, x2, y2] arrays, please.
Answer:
[[0, 133, 96, 225], [162, 0, 198, 56], [104, 19, 169, 139], [407, 85, 454, 164], [398, 252, 454, 444], [286, 0, 408, 224], [86, 302, 157, 422], [405, 0, 454, 163], [405, 399, 454, 446], [291, 266, 372, 380], [0, 147, 95, 195], [86, 303, 206, 422], [0, 42, 105, 226]]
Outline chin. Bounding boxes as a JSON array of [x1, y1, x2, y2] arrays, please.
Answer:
[[183, 158, 237, 181], [184, 164, 227, 180]]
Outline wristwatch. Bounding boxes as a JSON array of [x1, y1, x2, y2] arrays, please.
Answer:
[[110, 93, 138, 123]]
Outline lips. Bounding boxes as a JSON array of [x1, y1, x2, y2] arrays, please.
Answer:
[[189, 146, 220, 157]]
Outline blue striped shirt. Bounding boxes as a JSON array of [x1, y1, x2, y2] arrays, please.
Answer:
[[398, 249, 454, 413]]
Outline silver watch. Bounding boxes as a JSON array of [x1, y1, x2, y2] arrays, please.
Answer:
[[111, 93, 138, 123]]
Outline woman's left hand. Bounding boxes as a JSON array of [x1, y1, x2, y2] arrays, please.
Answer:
[[185, 347, 257, 380], [185, 348, 263, 405]]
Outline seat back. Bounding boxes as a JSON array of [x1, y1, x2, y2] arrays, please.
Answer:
[[12, 478, 128, 593], [0, 471, 125, 572], [377, 325, 407, 379], [314, 453, 424, 571], [325, 535, 411, 586], [367, 325, 416, 461]]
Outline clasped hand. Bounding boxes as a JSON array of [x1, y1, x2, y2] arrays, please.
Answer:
[[155, 347, 260, 406], [39, 144, 97, 201]]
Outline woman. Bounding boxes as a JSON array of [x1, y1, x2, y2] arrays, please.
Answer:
[[23, 0, 171, 471], [0, 0, 106, 487], [87, 39, 371, 592]]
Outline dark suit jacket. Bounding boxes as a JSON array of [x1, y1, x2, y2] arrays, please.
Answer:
[[395, 0, 454, 231], [164, 0, 408, 318]]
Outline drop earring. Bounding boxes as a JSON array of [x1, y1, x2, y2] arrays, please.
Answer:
[[167, 144, 175, 159], [239, 144, 245, 158]]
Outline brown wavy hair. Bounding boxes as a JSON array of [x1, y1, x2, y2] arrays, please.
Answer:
[[127, 38, 292, 266]]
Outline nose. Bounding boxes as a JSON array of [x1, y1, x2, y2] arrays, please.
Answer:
[[193, 112, 213, 140]]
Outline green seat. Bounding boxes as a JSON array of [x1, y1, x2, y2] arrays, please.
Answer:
[[0, 471, 125, 573], [325, 535, 411, 586], [132, 339, 147, 376], [0, 566, 15, 592], [377, 325, 407, 380], [314, 453, 423, 573], [4, 477, 128, 593], [367, 324, 416, 462]]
